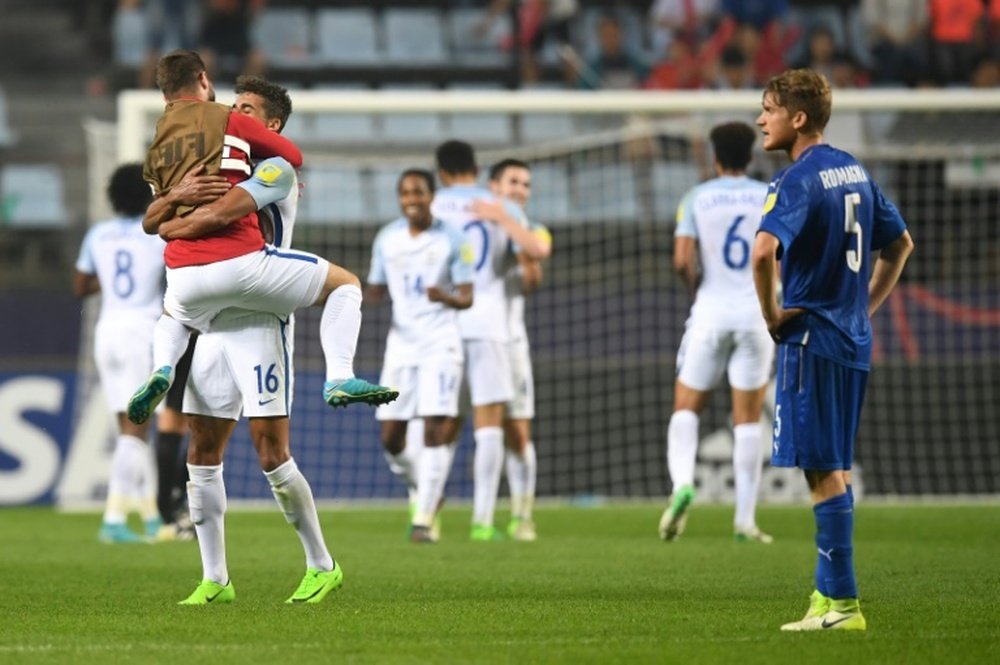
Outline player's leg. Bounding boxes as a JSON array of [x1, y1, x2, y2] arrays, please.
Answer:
[[410, 358, 463, 543], [251, 416, 342, 603], [98, 414, 152, 543], [375, 363, 420, 509], [660, 327, 724, 540], [466, 340, 514, 541], [153, 338, 196, 540], [504, 338, 537, 541], [728, 329, 775, 543], [179, 414, 236, 605]]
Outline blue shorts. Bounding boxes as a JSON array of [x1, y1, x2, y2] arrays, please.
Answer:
[[770, 345, 868, 472]]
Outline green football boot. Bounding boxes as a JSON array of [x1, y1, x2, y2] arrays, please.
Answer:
[[98, 522, 146, 544], [178, 579, 235, 606], [658, 484, 695, 541], [286, 563, 344, 604], [470, 524, 504, 542], [323, 378, 398, 409], [127, 365, 173, 425]]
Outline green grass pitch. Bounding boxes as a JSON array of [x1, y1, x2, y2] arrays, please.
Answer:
[[1, 504, 997, 664]]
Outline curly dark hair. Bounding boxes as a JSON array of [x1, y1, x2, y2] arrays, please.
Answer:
[[709, 122, 756, 171], [435, 140, 477, 176], [107, 163, 152, 217], [234, 75, 293, 131]]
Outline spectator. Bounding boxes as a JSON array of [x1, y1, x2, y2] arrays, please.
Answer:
[[710, 45, 755, 90], [721, 0, 789, 30], [142, 0, 201, 88], [862, 0, 929, 86], [829, 52, 867, 88], [484, 0, 579, 85], [970, 56, 1000, 88], [732, 21, 798, 86], [578, 13, 649, 90], [787, 1, 871, 70], [645, 15, 735, 90], [198, 0, 266, 79], [794, 24, 837, 80], [648, 0, 720, 57], [928, 0, 983, 85]]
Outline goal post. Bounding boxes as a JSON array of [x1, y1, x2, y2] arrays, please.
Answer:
[[92, 88, 1000, 505]]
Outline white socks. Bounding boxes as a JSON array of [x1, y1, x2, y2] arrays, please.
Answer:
[[320, 284, 362, 382], [104, 434, 150, 524], [152, 314, 190, 381], [472, 427, 504, 527], [667, 410, 699, 490], [506, 442, 537, 520], [414, 443, 455, 527], [384, 420, 425, 502], [265, 458, 334, 571], [732, 422, 763, 531], [187, 463, 229, 584]]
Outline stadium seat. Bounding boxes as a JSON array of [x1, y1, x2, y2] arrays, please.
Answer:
[[316, 8, 379, 65], [574, 163, 639, 223], [525, 163, 572, 224], [0, 163, 69, 227], [383, 9, 447, 64], [578, 6, 648, 62], [112, 3, 149, 68], [651, 162, 701, 222], [448, 7, 512, 66], [446, 84, 513, 145], [370, 167, 409, 222], [252, 8, 313, 67], [312, 85, 378, 144], [519, 113, 576, 143], [298, 167, 369, 224], [380, 86, 446, 145]]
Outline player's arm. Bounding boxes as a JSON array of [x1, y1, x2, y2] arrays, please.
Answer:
[[752, 231, 804, 340], [673, 236, 698, 295], [142, 165, 231, 235], [515, 253, 544, 295], [228, 112, 303, 168], [427, 283, 473, 310], [868, 230, 914, 317], [72, 271, 100, 298], [158, 158, 295, 240], [470, 199, 551, 260]]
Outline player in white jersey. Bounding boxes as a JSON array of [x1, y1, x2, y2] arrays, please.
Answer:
[[659, 122, 775, 544], [149, 78, 343, 605], [487, 159, 553, 542], [365, 169, 474, 544], [74, 164, 174, 543], [430, 140, 551, 541]]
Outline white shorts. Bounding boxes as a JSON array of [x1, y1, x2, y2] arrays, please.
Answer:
[[507, 337, 535, 420], [462, 339, 514, 407], [676, 326, 774, 391], [164, 246, 327, 333], [94, 316, 156, 413], [183, 311, 294, 420], [375, 356, 463, 421]]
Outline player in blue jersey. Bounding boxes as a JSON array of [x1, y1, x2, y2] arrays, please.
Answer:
[[659, 122, 774, 545], [751, 69, 914, 631]]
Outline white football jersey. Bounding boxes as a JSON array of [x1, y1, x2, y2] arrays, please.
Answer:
[[75, 215, 167, 321], [260, 169, 299, 250], [368, 217, 474, 364], [675, 175, 769, 330], [431, 184, 523, 342]]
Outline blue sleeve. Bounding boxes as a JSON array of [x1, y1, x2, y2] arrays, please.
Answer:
[[75, 226, 97, 274], [869, 181, 907, 251], [448, 225, 475, 285], [367, 228, 387, 285], [758, 170, 811, 256], [674, 189, 697, 238], [236, 157, 295, 209]]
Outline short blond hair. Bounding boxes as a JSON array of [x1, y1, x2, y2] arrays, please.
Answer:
[[764, 69, 832, 134]]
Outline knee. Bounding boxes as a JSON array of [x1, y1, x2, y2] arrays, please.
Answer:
[[381, 432, 406, 455]]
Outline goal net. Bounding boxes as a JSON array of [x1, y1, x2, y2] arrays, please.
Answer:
[[77, 89, 1000, 505]]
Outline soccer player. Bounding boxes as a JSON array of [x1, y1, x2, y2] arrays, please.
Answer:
[[430, 140, 550, 541], [751, 69, 913, 631], [658, 122, 775, 544], [365, 169, 474, 544], [160, 77, 343, 605], [487, 158, 552, 542], [74, 163, 185, 543], [128, 50, 396, 426]]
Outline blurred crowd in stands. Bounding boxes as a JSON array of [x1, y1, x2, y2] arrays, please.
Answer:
[[89, 0, 1000, 92]]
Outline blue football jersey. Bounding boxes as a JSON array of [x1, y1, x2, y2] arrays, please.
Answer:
[[758, 144, 907, 369]]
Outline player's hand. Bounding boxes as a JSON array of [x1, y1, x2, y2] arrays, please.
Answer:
[[766, 307, 806, 342], [470, 199, 506, 224], [169, 165, 231, 206], [425, 286, 446, 303]]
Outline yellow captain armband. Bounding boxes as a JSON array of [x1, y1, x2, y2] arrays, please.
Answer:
[[256, 161, 283, 184], [762, 192, 777, 214], [532, 225, 552, 248], [459, 242, 475, 265]]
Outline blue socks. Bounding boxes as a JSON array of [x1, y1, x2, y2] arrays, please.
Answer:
[[813, 492, 857, 599]]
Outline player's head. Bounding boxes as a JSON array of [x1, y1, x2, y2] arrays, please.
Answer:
[[435, 140, 478, 184], [709, 122, 756, 174], [398, 168, 435, 230], [488, 159, 532, 207], [155, 50, 215, 102], [233, 75, 292, 132], [107, 163, 153, 217], [756, 69, 831, 153]]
